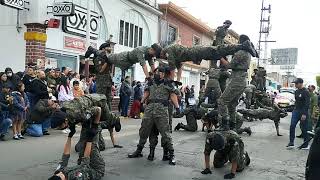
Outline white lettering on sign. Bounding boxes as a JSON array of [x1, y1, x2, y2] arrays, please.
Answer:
[[1, 0, 24, 10], [53, 2, 74, 16], [62, 5, 99, 40]]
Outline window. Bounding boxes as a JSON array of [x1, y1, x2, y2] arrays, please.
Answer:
[[134, 26, 138, 48], [119, 20, 124, 45], [124, 22, 129, 46], [168, 25, 177, 45], [193, 35, 201, 46], [129, 23, 134, 47], [119, 20, 143, 47], [139, 27, 143, 46]]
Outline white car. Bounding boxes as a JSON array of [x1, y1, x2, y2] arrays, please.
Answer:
[[274, 92, 295, 111]]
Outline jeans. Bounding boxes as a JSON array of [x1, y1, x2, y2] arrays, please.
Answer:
[[26, 118, 51, 137], [289, 110, 309, 145], [0, 118, 12, 135], [121, 95, 130, 116]]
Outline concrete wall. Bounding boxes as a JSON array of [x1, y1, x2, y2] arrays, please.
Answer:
[[0, 0, 160, 79]]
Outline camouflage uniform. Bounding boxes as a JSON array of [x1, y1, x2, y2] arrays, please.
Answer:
[[175, 106, 207, 132], [204, 130, 249, 171], [137, 80, 175, 154], [203, 68, 222, 105], [94, 51, 113, 110], [106, 46, 154, 70], [256, 68, 267, 92], [244, 84, 256, 109], [213, 26, 228, 46], [218, 50, 251, 130], [163, 44, 253, 69], [57, 154, 103, 180], [237, 104, 287, 135], [62, 94, 120, 176], [218, 68, 230, 93]]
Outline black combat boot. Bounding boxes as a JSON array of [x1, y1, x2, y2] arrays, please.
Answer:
[[128, 146, 143, 158], [244, 127, 252, 136], [229, 122, 236, 131], [162, 149, 170, 161], [245, 152, 251, 166], [147, 147, 155, 161], [215, 117, 230, 131], [174, 123, 182, 131], [84, 46, 97, 58], [168, 150, 176, 165], [241, 40, 258, 58]]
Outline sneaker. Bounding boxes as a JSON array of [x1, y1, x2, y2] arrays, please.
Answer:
[[62, 128, 71, 134], [301, 146, 310, 150], [286, 143, 294, 149], [18, 134, 25, 139], [43, 131, 50, 135], [296, 134, 303, 138], [13, 134, 20, 140]]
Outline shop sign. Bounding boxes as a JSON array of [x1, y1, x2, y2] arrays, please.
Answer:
[[52, 2, 75, 16], [62, 5, 99, 39], [64, 36, 86, 52], [45, 58, 58, 69], [1, 0, 24, 10]]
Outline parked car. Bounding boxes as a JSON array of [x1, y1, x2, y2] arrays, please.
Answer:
[[274, 92, 295, 112]]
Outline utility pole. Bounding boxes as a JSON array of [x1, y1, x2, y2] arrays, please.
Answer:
[[257, 0, 276, 67]]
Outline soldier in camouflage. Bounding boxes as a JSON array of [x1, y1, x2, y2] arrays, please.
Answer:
[[201, 130, 251, 179], [174, 105, 208, 132], [160, 41, 258, 81], [244, 84, 257, 109], [128, 65, 181, 165], [256, 67, 267, 92], [238, 104, 287, 136], [216, 35, 254, 131], [86, 44, 162, 79], [213, 20, 232, 46], [48, 127, 103, 180]]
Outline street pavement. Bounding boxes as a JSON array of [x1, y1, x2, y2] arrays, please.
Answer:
[[0, 114, 308, 180]]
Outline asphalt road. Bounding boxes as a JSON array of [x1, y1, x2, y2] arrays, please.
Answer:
[[0, 114, 308, 180]]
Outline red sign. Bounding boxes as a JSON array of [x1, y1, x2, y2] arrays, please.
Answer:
[[64, 36, 86, 52]]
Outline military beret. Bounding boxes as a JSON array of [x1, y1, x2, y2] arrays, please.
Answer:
[[210, 132, 225, 150], [224, 20, 232, 25], [51, 110, 67, 128]]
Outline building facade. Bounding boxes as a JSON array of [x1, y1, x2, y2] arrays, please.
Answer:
[[0, 0, 161, 83]]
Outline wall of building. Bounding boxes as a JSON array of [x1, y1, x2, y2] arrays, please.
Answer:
[[0, 0, 160, 82]]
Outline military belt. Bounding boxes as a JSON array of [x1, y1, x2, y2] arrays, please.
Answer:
[[148, 99, 169, 107]]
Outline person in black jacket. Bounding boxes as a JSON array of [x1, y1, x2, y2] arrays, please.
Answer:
[[30, 70, 49, 106], [22, 66, 36, 93], [120, 76, 132, 117], [287, 78, 311, 149], [4, 67, 20, 91]]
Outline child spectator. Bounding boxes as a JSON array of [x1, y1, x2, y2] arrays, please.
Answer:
[[57, 76, 74, 103], [72, 80, 84, 98], [0, 83, 13, 141], [11, 83, 30, 140]]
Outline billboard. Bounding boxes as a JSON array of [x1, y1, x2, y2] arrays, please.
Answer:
[[271, 48, 298, 65]]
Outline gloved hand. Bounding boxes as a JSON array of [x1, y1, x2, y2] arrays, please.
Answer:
[[86, 127, 98, 142], [114, 145, 123, 148], [224, 173, 235, 179], [201, 168, 212, 174], [68, 123, 76, 138]]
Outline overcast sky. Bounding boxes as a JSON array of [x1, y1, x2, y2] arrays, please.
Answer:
[[157, 0, 320, 85]]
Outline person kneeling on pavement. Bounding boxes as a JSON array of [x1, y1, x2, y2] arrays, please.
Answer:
[[48, 126, 103, 180], [201, 130, 250, 179], [25, 98, 60, 137]]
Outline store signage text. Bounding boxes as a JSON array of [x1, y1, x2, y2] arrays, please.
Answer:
[[64, 36, 86, 52], [53, 2, 75, 16], [62, 5, 99, 39], [1, 0, 24, 10]]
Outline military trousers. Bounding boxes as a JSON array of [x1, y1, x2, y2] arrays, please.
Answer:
[[137, 103, 173, 151], [218, 72, 247, 126]]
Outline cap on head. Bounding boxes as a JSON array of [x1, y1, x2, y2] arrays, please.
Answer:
[[99, 42, 111, 50], [239, 34, 250, 44], [223, 20, 232, 25], [50, 110, 67, 128], [292, 78, 303, 84], [48, 175, 62, 180], [210, 132, 225, 150]]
